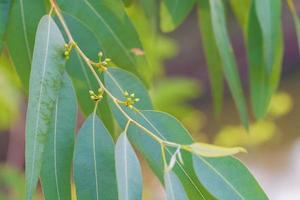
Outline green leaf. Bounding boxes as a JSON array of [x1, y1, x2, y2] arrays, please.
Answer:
[[288, 0, 300, 54], [40, 73, 77, 200], [247, 1, 283, 118], [6, 0, 45, 91], [184, 143, 246, 157], [209, 0, 248, 128], [255, 0, 281, 73], [160, 0, 196, 32], [115, 132, 142, 200], [57, 0, 148, 82], [61, 14, 115, 134], [229, 0, 251, 35], [25, 15, 66, 200], [73, 113, 118, 200], [122, 0, 132, 7], [193, 156, 268, 200], [164, 171, 188, 200], [104, 67, 153, 126], [0, 0, 12, 50], [125, 111, 214, 199], [197, 0, 223, 115]]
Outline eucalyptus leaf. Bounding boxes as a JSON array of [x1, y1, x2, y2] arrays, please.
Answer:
[[0, 0, 12, 50], [193, 156, 268, 200], [6, 0, 45, 91], [160, 0, 196, 32], [164, 171, 188, 200], [197, 0, 223, 115], [57, 0, 148, 82], [115, 132, 142, 200], [40, 73, 77, 200], [185, 143, 246, 158], [73, 113, 118, 200], [209, 0, 248, 128], [25, 15, 66, 200]]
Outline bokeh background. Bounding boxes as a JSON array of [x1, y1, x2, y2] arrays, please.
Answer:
[[0, 1, 299, 200]]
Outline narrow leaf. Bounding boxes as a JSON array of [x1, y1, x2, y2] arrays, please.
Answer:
[[193, 156, 268, 200], [25, 15, 66, 200], [74, 113, 118, 200], [209, 0, 248, 128], [197, 0, 223, 115], [255, 0, 281, 73], [160, 0, 196, 32], [164, 171, 188, 200], [57, 0, 148, 82], [229, 0, 251, 35], [0, 0, 12, 50], [247, 1, 283, 118], [115, 132, 142, 200], [185, 143, 246, 158], [40, 73, 77, 200], [287, 0, 300, 54], [6, 0, 45, 91]]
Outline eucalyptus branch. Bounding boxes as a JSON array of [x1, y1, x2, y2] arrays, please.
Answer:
[[50, 0, 181, 150]]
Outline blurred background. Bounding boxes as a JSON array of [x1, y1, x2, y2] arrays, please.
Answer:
[[0, 1, 299, 200]]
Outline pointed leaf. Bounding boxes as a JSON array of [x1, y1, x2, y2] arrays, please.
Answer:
[[287, 0, 300, 54], [209, 0, 248, 128], [0, 0, 12, 50], [164, 171, 188, 200], [185, 143, 246, 158], [25, 15, 66, 200], [104, 67, 152, 127], [247, 1, 283, 118], [193, 156, 268, 200], [197, 0, 223, 115], [6, 0, 45, 91], [160, 0, 196, 32], [115, 132, 142, 200], [57, 0, 148, 82], [74, 113, 118, 200], [229, 0, 251, 35], [40, 73, 77, 200]]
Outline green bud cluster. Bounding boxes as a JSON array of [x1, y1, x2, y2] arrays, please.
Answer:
[[96, 51, 112, 71], [89, 88, 104, 102], [123, 91, 140, 109], [63, 42, 76, 60]]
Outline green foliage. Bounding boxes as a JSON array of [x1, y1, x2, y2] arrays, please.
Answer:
[[2, 0, 297, 199], [25, 15, 66, 200]]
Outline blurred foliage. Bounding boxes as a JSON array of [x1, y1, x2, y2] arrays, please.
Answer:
[[214, 92, 293, 147], [0, 165, 24, 200], [0, 51, 21, 131], [150, 78, 205, 134]]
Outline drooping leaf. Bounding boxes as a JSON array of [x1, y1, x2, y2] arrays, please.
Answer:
[[0, 0, 12, 50], [184, 143, 246, 157], [56, 0, 149, 83], [5, 0, 45, 91], [61, 14, 115, 134], [40, 73, 77, 200], [73, 113, 118, 200], [287, 0, 300, 54], [229, 0, 251, 35], [209, 0, 248, 128], [122, 0, 132, 7], [115, 132, 142, 200], [160, 0, 196, 32], [247, 1, 283, 119], [25, 15, 66, 200], [164, 171, 188, 200], [197, 0, 223, 115], [193, 156, 268, 200], [104, 67, 152, 127], [254, 0, 281, 73]]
